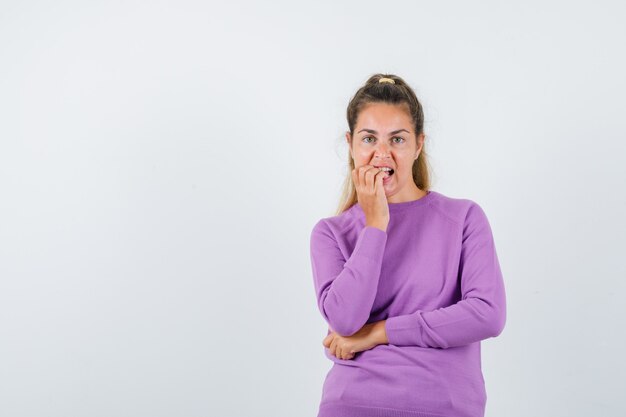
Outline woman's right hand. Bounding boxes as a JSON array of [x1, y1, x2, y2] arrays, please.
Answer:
[[352, 164, 389, 231]]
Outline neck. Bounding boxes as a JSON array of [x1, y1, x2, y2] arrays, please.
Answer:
[[386, 183, 426, 204]]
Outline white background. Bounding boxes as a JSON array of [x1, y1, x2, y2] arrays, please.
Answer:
[[1, 1, 625, 416]]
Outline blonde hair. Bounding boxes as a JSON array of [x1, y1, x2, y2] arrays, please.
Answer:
[[335, 73, 432, 215]]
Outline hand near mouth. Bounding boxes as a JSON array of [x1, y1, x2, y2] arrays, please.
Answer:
[[352, 164, 390, 232]]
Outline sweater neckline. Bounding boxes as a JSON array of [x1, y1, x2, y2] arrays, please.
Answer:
[[353, 190, 436, 215]]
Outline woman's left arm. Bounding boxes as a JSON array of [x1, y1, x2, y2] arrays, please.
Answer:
[[382, 203, 507, 349]]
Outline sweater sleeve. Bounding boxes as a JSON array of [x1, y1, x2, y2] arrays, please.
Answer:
[[384, 203, 507, 349], [310, 219, 388, 337]]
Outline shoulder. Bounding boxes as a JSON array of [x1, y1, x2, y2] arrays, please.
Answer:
[[310, 205, 359, 241], [428, 190, 491, 229]]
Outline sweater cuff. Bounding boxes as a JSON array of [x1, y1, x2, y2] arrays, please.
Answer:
[[352, 226, 387, 260], [385, 313, 421, 346]]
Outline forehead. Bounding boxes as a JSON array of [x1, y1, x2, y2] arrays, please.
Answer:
[[356, 102, 412, 130]]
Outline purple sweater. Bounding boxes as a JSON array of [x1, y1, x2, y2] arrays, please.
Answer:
[[309, 190, 506, 417]]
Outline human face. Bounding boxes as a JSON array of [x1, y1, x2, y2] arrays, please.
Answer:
[[346, 102, 424, 202]]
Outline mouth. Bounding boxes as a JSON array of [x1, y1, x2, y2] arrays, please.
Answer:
[[374, 166, 395, 177]]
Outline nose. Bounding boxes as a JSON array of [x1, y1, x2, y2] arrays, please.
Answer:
[[374, 142, 391, 159]]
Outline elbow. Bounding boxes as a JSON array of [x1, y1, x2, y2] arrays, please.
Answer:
[[471, 298, 506, 339], [488, 306, 506, 337], [473, 295, 506, 338], [319, 292, 368, 337], [323, 306, 366, 337], [326, 317, 363, 337]]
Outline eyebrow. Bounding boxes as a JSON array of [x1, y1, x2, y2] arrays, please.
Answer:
[[357, 128, 411, 135]]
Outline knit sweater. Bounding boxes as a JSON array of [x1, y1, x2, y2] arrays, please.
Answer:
[[309, 190, 506, 417]]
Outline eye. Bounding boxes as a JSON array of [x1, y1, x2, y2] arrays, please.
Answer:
[[362, 136, 405, 144]]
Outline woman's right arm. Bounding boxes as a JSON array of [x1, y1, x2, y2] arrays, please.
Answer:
[[310, 219, 387, 337]]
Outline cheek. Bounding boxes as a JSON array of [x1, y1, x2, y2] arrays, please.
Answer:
[[397, 166, 411, 179], [355, 152, 373, 164]]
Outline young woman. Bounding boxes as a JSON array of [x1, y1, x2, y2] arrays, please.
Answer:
[[309, 74, 507, 417]]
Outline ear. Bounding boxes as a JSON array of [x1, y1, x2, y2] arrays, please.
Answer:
[[346, 131, 353, 159], [415, 133, 425, 159]]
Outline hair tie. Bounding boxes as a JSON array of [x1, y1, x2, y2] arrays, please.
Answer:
[[378, 77, 395, 84]]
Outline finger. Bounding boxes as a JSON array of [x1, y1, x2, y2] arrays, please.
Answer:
[[370, 168, 385, 192], [338, 344, 347, 360], [347, 347, 356, 360], [361, 165, 376, 191], [375, 170, 384, 192], [351, 168, 359, 190], [330, 337, 338, 358], [343, 347, 353, 360], [358, 165, 371, 190], [373, 166, 387, 187], [357, 166, 364, 190]]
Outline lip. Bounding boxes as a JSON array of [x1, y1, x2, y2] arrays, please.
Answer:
[[373, 164, 394, 169]]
